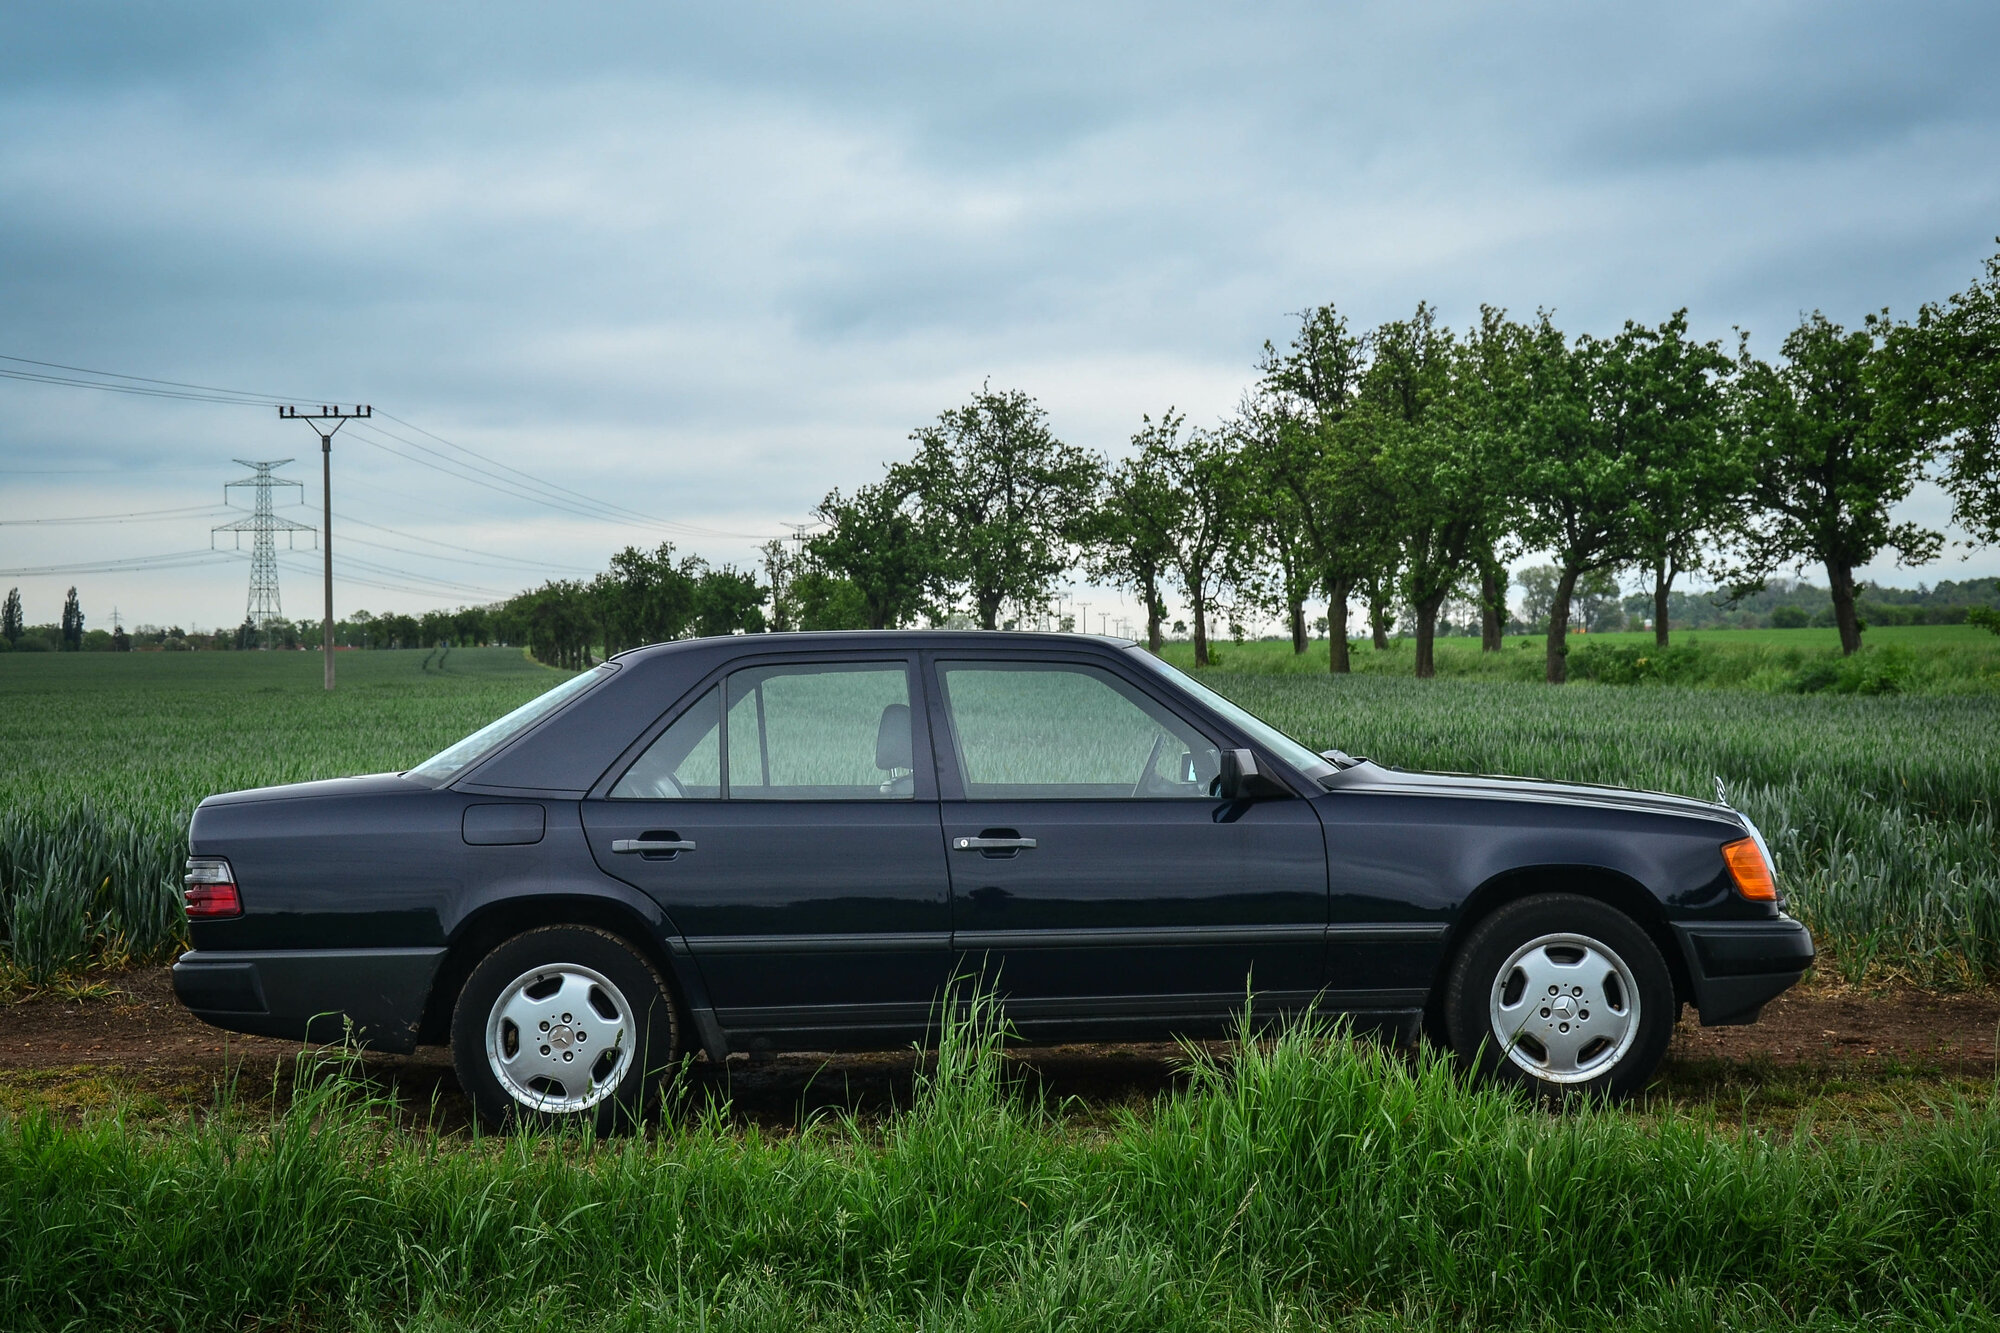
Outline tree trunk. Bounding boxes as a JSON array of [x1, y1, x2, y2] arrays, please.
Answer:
[[977, 591, 1002, 631], [1414, 593, 1446, 679], [1144, 580, 1163, 654], [1289, 595, 1307, 654], [1545, 566, 1581, 684], [1480, 564, 1504, 652], [1653, 555, 1672, 649], [1827, 560, 1862, 655], [1327, 579, 1351, 674], [1369, 589, 1392, 650], [1192, 582, 1210, 667]]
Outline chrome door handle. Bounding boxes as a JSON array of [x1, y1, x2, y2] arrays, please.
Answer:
[[611, 839, 697, 854], [953, 836, 1037, 851]]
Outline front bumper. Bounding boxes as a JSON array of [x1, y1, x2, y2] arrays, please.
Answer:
[[1670, 916, 1815, 1026], [172, 947, 446, 1053]]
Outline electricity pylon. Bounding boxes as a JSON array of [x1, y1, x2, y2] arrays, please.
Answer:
[[212, 460, 314, 644]]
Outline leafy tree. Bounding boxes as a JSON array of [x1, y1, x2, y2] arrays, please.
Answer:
[[1, 587, 20, 645], [516, 581, 596, 670], [1922, 244, 2000, 544], [902, 386, 1102, 629], [596, 544, 701, 653], [59, 587, 83, 651], [760, 538, 801, 632], [807, 480, 934, 630], [1515, 565, 1620, 632], [1613, 310, 1741, 647], [1514, 314, 1706, 682], [1257, 303, 1391, 672], [1154, 414, 1246, 666], [1084, 417, 1182, 653], [692, 566, 767, 637], [790, 571, 871, 631], [1363, 303, 1498, 679], [1732, 312, 1942, 655], [451, 606, 492, 646], [1230, 395, 1320, 654]]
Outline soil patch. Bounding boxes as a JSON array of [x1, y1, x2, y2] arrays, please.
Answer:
[[3, 968, 1994, 1128]]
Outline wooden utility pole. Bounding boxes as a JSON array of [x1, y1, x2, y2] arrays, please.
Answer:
[[279, 405, 371, 689]]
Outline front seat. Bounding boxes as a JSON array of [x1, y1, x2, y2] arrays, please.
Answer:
[[875, 702, 914, 796]]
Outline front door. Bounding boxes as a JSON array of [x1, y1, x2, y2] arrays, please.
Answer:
[[582, 657, 953, 1046], [927, 655, 1328, 1039]]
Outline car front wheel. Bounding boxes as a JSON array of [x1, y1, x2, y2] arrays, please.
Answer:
[[1444, 894, 1675, 1099], [451, 925, 681, 1132]]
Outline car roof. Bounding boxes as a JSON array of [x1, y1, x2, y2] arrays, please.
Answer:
[[610, 630, 1140, 664]]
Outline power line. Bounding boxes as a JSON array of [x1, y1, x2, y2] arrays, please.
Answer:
[[2, 349, 790, 543], [348, 419, 774, 541], [0, 504, 233, 526], [0, 352, 311, 402], [0, 550, 242, 577], [374, 409, 769, 541]]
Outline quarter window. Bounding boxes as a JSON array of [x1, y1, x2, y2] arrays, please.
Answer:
[[610, 663, 915, 800], [937, 662, 1219, 799]]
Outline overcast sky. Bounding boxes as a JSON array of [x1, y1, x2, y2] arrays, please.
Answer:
[[3, 2, 1997, 633]]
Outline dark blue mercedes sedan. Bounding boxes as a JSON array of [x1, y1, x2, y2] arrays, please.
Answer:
[[173, 632, 1812, 1129]]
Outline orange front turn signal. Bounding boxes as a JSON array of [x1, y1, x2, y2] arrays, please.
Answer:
[[1722, 837, 1777, 902]]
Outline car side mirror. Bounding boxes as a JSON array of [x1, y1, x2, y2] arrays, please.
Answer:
[[1215, 748, 1286, 801]]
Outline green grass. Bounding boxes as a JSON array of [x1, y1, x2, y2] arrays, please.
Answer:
[[1170, 625, 2000, 693], [4, 1003, 2000, 1331]]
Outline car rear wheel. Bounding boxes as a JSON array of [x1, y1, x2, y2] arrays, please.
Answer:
[[451, 925, 681, 1132], [1444, 894, 1675, 1100]]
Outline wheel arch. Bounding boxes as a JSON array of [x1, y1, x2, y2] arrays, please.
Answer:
[[417, 891, 716, 1055], [1424, 864, 1693, 1040]]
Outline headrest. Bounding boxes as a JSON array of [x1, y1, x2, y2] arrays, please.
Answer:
[[875, 702, 913, 771]]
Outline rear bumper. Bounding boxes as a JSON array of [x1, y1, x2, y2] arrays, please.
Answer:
[[171, 947, 446, 1053], [1671, 916, 1814, 1027]]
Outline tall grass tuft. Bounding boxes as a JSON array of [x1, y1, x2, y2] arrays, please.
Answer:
[[3, 1008, 2000, 1329]]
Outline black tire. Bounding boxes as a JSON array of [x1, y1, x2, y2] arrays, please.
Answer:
[[1444, 894, 1675, 1100], [450, 925, 681, 1133]]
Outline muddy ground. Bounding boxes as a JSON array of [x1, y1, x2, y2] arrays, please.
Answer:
[[4, 967, 1996, 1132]]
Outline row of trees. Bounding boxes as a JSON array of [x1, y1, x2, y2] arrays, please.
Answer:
[[789, 247, 2000, 681]]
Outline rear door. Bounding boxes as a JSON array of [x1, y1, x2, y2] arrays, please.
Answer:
[[926, 653, 1328, 1038], [582, 655, 953, 1046]]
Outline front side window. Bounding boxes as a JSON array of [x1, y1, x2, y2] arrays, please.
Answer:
[[937, 661, 1219, 799], [610, 662, 915, 800]]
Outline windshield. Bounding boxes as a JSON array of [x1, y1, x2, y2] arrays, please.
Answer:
[[1124, 648, 1336, 785], [409, 664, 612, 784]]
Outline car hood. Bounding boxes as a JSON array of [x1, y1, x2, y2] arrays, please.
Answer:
[[1324, 760, 1748, 829], [198, 771, 432, 809]]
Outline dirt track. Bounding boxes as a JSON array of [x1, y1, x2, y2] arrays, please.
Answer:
[[5, 967, 1996, 1130]]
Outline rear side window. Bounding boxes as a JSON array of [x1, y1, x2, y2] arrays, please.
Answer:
[[610, 662, 915, 800], [610, 685, 722, 799]]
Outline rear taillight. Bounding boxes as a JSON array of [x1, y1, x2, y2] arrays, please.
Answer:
[[1721, 837, 1777, 903], [183, 858, 242, 918]]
